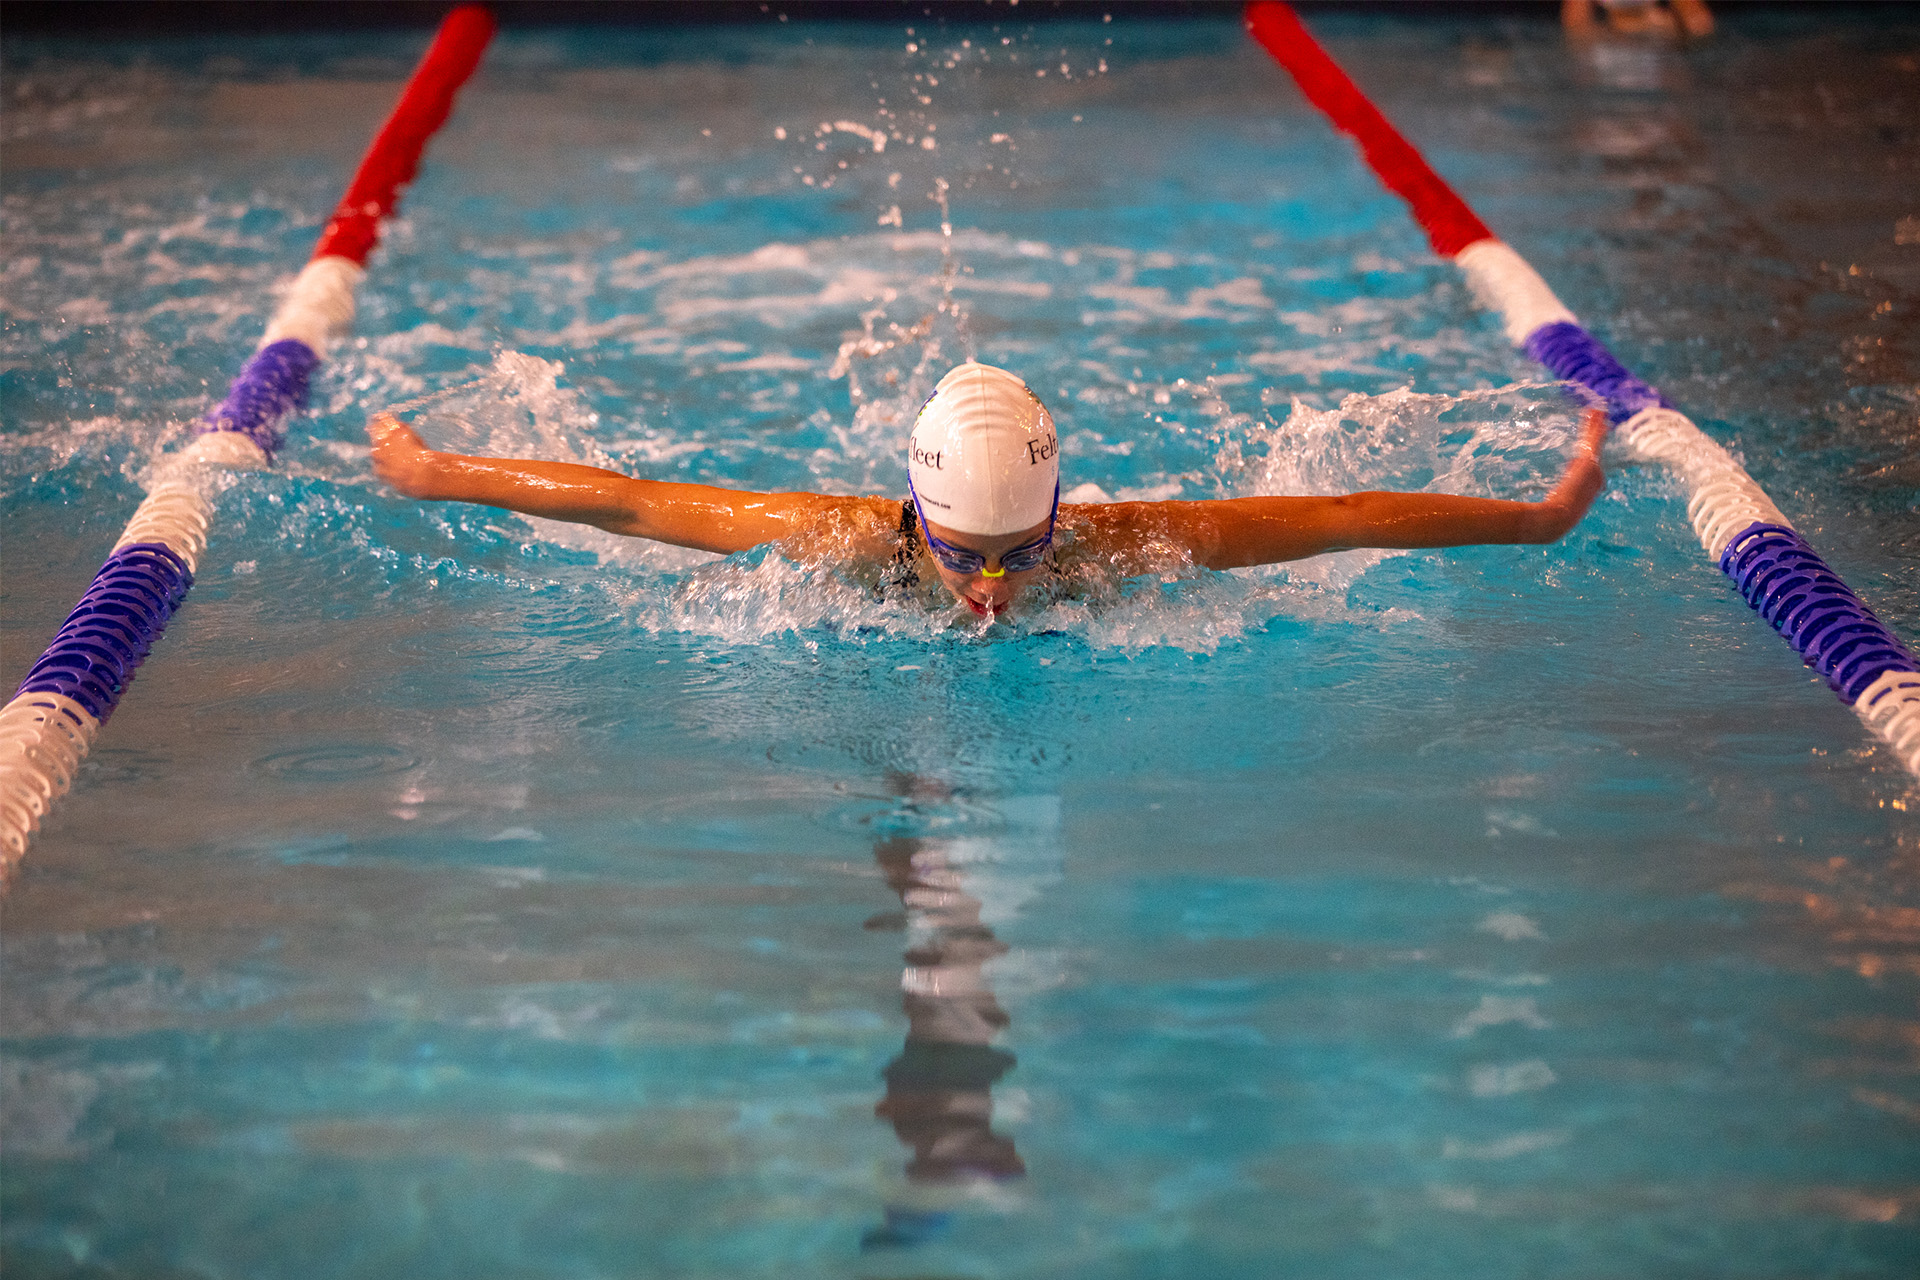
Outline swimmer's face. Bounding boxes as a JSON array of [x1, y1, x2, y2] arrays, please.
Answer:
[[921, 514, 1053, 619]]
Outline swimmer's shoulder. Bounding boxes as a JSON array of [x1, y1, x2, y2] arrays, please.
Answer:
[[774, 493, 906, 562], [1058, 500, 1208, 575], [1059, 500, 1168, 541]]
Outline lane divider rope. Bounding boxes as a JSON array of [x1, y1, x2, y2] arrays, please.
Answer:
[[0, 6, 497, 877], [1245, 1, 1920, 781]]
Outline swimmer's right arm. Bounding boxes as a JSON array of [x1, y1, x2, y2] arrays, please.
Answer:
[[1076, 408, 1608, 571], [368, 414, 889, 555]]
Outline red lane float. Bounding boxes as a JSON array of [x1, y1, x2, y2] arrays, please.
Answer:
[[1244, 0, 1489, 256], [314, 5, 498, 267]]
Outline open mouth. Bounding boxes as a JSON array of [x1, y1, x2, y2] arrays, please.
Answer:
[[963, 597, 1007, 618]]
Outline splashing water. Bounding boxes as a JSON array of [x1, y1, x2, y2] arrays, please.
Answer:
[[367, 332, 1587, 655], [389, 350, 609, 470]]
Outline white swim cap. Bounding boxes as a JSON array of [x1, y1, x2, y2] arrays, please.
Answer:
[[907, 362, 1059, 536]]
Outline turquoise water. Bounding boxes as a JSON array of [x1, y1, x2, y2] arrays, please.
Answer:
[[4, 10, 1918, 1277]]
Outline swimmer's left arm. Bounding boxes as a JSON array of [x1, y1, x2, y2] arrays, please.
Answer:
[[1088, 409, 1607, 570]]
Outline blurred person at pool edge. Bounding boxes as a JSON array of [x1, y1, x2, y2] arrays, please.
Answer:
[[369, 361, 1608, 622], [1562, 0, 1713, 41]]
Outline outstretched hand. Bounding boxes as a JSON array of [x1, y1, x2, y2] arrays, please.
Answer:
[[1529, 408, 1608, 541], [368, 412, 441, 499]]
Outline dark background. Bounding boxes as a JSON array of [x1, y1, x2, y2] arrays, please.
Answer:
[[7, 1, 1909, 37], [0, 1, 1824, 36]]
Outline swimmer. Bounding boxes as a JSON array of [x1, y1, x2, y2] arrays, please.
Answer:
[[1562, 0, 1713, 41], [368, 361, 1608, 621]]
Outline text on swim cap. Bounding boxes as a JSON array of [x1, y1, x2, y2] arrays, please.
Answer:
[[1025, 431, 1057, 465], [910, 438, 944, 470]]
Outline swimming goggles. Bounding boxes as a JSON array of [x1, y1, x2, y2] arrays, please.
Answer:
[[908, 478, 1059, 577]]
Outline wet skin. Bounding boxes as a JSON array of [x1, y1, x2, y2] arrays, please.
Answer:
[[368, 409, 1607, 627]]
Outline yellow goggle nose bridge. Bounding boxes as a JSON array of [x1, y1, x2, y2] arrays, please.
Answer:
[[980, 564, 1007, 578]]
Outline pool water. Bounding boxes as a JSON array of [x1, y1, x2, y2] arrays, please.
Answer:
[[3, 9, 1917, 1277]]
